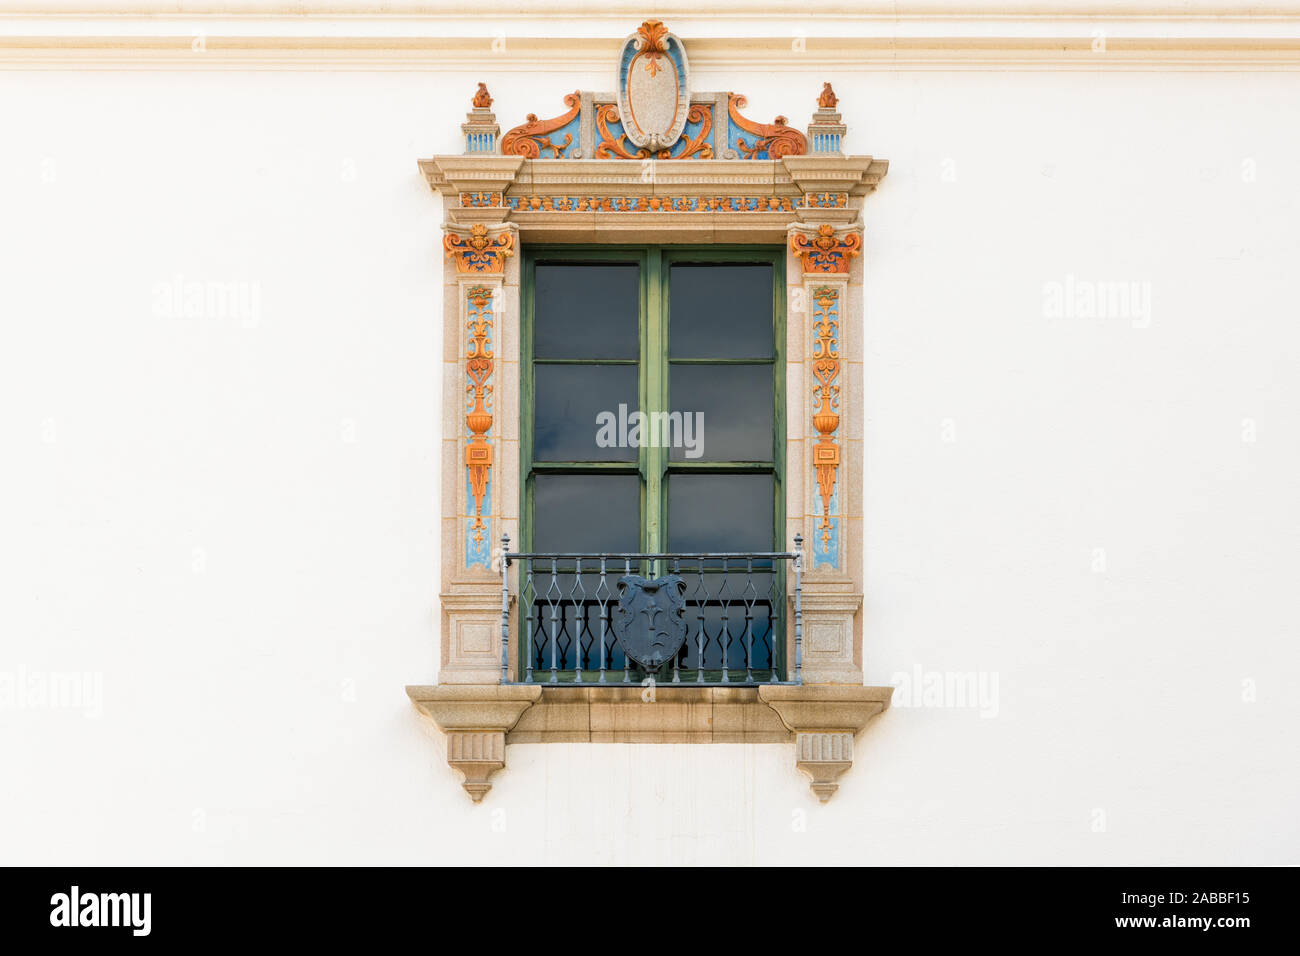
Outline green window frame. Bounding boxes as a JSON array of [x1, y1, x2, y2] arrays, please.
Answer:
[[520, 245, 786, 557]]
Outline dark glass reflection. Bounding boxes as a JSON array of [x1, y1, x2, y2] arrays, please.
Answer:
[[533, 474, 640, 553], [520, 569, 635, 673], [669, 263, 774, 359], [534, 364, 637, 461], [669, 364, 773, 462], [676, 570, 779, 672], [667, 473, 775, 553], [534, 263, 639, 359]]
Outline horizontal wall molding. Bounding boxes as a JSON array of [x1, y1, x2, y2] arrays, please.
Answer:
[[5, 2, 1300, 69], [6, 35, 1300, 71], [2, 1, 1299, 16]]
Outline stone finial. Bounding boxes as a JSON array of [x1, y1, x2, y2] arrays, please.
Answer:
[[807, 82, 847, 156], [462, 82, 501, 154]]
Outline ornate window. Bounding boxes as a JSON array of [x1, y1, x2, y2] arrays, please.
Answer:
[[408, 20, 893, 805]]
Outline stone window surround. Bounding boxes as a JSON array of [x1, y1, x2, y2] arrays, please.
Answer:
[[409, 136, 893, 804]]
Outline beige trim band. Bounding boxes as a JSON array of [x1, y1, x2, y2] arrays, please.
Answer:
[[7, 36, 1300, 70], [2, 1, 1298, 17]]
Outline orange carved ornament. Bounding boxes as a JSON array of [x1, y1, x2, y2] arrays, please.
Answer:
[[444, 223, 515, 274], [727, 93, 808, 159], [500, 92, 582, 158], [465, 287, 495, 547], [810, 288, 842, 550], [790, 224, 862, 274]]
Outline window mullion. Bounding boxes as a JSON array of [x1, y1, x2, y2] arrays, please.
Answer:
[[642, 247, 667, 554]]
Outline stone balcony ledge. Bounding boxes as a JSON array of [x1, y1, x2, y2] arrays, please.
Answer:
[[406, 682, 892, 803]]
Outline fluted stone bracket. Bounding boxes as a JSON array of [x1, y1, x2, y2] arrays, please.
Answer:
[[758, 684, 893, 802], [795, 733, 854, 803], [446, 731, 506, 803], [407, 684, 541, 802], [406, 683, 891, 803]]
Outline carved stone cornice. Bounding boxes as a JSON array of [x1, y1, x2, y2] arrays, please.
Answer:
[[421, 154, 888, 242], [798, 589, 864, 614], [408, 684, 541, 732], [757, 684, 891, 734], [782, 155, 888, 197], [438, 589, 504, 613], [419, 156, 888, 205], [420, 155, 524, 200]]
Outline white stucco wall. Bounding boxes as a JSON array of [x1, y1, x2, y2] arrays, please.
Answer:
[[2, 5, 1297, 864]]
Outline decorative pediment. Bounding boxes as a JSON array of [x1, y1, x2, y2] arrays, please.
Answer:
[[455, 20, 836, 163], [422, 19, 888, 243]]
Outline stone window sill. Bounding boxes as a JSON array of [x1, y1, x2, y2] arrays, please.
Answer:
[[406, 683, 892, 803]]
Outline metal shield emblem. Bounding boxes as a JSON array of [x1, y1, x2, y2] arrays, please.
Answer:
[[611, 574, 688, 670]]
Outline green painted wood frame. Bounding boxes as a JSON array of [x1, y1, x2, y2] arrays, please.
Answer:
[[519, 244, 787, 678]]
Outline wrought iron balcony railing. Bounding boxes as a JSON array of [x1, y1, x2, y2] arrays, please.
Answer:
[[499, 537, 803, 687]]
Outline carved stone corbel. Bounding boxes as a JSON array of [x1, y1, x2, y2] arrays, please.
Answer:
[[406, 685, 542, 802], [758, 685, 893, 802], [795, 732, 856, 803]]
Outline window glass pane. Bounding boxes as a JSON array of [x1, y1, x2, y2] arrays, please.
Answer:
[[533, 474, 640, 552], [669, 263, 774, 359], [667, 474, 774, 553], [534, 263, 639, 359], [534, 364, 638, 462], [669, 364, 773, 462]]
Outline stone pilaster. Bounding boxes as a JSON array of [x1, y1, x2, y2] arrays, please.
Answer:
[[787, 217, 864, 685], [440, 221, 520, 683]]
